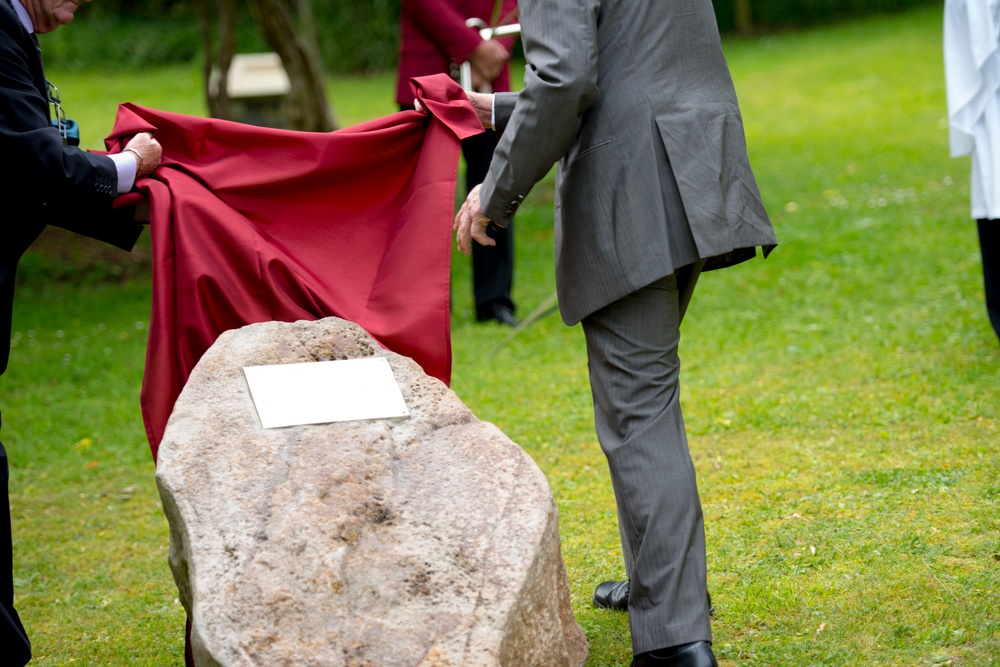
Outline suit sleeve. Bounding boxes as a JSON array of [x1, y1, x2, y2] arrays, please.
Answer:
[[0, 18, 142, 250], [479, 0, 600, 226], [493, 91, 518, 137]]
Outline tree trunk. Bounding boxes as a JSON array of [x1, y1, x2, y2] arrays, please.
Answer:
[[246, 0, 337, 131], [734, 0, 753, 35], [198, 0, 237, 119]]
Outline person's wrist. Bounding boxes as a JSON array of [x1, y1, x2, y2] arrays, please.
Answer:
[[470, 92, 493, 128], [123, 146, 145, 177]]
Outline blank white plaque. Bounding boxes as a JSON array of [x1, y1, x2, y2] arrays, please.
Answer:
[[243, 357, 409, 428]]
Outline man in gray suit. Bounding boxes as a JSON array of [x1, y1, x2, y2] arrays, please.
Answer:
[[453, 0, 776, 664]]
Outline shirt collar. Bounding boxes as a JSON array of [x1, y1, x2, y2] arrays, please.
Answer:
[[9, 0, 34, 35]]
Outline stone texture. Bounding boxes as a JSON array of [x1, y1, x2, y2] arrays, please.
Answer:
[[156, 317, 588, 667]]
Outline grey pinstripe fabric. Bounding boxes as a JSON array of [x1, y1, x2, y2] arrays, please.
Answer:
[[478, 0, 775, 656], [582, 274, 710, 653], [483, 0, 775, 326]]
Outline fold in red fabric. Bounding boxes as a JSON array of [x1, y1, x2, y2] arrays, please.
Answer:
[[105, 74, 482, 461]]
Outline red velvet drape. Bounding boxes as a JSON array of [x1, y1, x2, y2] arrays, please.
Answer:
[[105, 74, 482, 460]]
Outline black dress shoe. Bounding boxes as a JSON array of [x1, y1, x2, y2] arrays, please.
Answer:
[[631, 641, 717, 667], [491, 304, 520, 327], [593, 579, 631, 610], [594, 580, 715, 616]]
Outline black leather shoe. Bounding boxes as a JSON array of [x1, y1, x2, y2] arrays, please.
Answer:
[[631, 641, 717, 667], [594, 580, 715, 616], [593, 579, 631, 610], [491, 304, 520, 327]]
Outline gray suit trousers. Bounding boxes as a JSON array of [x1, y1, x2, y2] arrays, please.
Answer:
[[581, 272, 712, 654]]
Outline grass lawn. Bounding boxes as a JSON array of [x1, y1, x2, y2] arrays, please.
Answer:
[[4, 5, 998, 665]]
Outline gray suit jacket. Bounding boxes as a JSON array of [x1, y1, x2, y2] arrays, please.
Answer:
[[480, 0, 776, 325]]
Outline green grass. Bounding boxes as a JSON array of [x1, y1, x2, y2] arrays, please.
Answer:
[[5, 5, 998, 665]]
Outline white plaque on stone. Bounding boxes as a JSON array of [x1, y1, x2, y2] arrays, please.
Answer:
[[243, 357, 409, 428]]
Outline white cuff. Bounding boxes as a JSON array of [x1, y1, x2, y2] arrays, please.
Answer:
[[109, 152, 137, 194]]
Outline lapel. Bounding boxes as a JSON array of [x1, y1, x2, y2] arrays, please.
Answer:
[[1, 0, 47, 101]]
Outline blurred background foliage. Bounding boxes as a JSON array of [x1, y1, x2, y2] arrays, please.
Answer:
[[41, 0, 400, 73], [712, 0, 942, 32], [43, 0, 942, 74]]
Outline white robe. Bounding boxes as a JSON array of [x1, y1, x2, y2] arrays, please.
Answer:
[[945, 0, 1000, 219]]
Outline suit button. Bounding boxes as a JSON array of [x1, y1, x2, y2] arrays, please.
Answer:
[[504, 194, 524, 217]]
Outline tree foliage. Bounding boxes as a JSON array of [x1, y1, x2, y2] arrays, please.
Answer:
[[49, 0, 942, 72], [712, 0, 940, 33], [80, 0, 401, 74]]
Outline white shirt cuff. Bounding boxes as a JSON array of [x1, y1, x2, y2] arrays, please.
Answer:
[[109, 152, 137, 194], [491, 94, 496, 128]]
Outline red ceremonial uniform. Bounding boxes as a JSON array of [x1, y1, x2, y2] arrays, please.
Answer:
[[396, 0, 519, 106]]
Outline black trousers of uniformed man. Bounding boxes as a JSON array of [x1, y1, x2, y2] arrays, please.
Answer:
[[462, 130, 515, 322], [1, 410, 32, 667], [400, 103, 515, 322]]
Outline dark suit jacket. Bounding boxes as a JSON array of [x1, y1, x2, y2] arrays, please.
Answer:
[[395, 0, 518, 106], [0, 1, 143, 374]]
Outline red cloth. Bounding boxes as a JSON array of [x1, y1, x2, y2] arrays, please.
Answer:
[[105, 74, 482, 461]]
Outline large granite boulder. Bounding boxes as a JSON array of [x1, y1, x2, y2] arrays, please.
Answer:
[[156, 317, 588, 667]]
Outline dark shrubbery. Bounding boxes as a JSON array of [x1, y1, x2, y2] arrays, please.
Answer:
[[313, 0, 400, 75], [43, 0, 399, 74], [712, 0, 942, 33], [42, 0, 940, 73], [39, 13, 224, 71]]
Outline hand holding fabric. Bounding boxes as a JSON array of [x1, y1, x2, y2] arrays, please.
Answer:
[[454, 184, 494, 254], [414, 90, 491, 128], [466, 91, 493, 128], [123, 132, 162, 180]]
